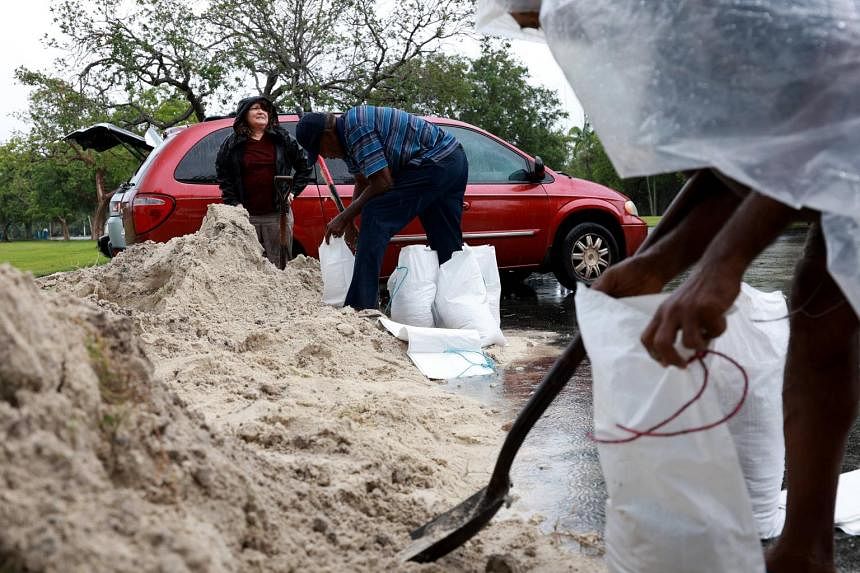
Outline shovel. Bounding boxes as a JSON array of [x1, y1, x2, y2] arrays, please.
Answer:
[[274, 175, 294, 270], [316, 155, 346, 213], [400, 170, 713, 563]]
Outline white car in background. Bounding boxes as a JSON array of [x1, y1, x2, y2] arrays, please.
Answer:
[[64, 123, 163, 257]]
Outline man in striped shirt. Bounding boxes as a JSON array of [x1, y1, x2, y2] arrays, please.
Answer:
[[296, 106, 469, 310]]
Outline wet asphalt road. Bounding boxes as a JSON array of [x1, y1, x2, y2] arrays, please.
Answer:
[[445, 225, 860, 571]]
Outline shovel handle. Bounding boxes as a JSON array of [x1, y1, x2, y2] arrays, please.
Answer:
[[485, 170, 715, 495], [274, 175, 294, 269], [317, 158, 346, 213]]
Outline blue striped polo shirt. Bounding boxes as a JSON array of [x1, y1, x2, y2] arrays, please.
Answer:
[[336, 106, 459, 177]]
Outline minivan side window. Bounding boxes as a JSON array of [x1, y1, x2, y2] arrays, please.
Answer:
[[444, 126, 530, 183], [174, 127, 232, 184]]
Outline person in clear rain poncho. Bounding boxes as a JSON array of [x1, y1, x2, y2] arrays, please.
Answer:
[[478, 2, 860, 572]]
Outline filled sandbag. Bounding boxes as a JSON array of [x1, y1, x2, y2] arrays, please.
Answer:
[[710, 283, 788, 539], [576, 284, 766, 573], [318, 237, 354, 307], [386, 245, 439, 327], [464, 243, 502, 327], [435, 249, 506, 347]]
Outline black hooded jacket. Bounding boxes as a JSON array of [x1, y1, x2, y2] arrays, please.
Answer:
[[215, 96, 314, 210]]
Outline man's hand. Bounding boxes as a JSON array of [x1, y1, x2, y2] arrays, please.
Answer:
[[288, 192, 294, 204], [638, 191, 798, 367], [640, 267, 741, 368], [591, 254, 667, 298], [343, 222, 358, 250], [325, 213, 354, 244]]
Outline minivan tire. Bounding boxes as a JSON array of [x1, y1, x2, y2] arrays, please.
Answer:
[[97, 235, 112, 258], [553, 222, 618, 289]]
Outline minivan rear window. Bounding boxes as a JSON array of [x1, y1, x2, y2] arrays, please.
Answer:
[[174, 127, 231, 184]]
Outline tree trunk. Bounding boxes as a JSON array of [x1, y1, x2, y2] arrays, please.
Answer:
[[59, 217, 70, 241], [92, 168, 110, 238], [646, 176, 658, 216], [2, 222, 10, 242]]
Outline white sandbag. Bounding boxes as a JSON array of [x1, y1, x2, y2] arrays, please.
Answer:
[[464, 244, 502, 327], [576, 284, 765, 573], [318, 237, 354, 307], [387, 245, 439, 327], [711, 283, 788, 539], [435, 249, 506, 347], [378, 317, 494, 380]]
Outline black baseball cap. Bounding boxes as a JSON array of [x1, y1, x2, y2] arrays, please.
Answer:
[[295, 112, 328, 165]]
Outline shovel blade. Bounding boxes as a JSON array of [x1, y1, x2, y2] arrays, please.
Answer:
[[399, 484, 511, 563]]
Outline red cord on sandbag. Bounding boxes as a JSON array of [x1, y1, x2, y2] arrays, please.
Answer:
[[589, 349, 749, 444]]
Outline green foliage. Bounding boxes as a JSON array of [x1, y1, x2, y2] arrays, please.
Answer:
[[367, 52, 472, 118], [566, 122, 621, 189], [459, 41, 571, 170], [7, 69, 153, 236], [0, 240, 107, 276], [565, 120, 685, 215], [0, 133, 136, 239], [48, 0, 473, 117], [369, 41, 572, 170], [0, 141, 33, 239], [51, 0, 229, 123]]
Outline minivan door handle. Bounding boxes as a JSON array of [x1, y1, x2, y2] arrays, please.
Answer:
[[462, 201, 471, 211]]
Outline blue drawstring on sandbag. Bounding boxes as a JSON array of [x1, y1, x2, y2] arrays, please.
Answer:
[[444, 348, 497, 378]]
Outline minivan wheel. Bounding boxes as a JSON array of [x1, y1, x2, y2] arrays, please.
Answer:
[[97, 235, 112, 258], [553, 222, 618, 289]]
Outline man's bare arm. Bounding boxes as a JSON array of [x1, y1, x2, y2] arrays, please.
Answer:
[[324, 168, 393, 242], [593, 170, 747, 297]]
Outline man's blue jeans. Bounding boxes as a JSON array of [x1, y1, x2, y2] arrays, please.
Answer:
[[344, 146, 468, 310]]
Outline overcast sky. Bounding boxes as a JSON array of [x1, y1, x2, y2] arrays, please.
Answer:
[[0, 0, 584, 143]]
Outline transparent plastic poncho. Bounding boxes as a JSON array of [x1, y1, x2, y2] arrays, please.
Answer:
[[478, 0, 860, 315]]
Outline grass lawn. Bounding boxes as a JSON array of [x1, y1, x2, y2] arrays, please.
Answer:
[[641, 216, 661, 227], [0, 240, 108, 277]]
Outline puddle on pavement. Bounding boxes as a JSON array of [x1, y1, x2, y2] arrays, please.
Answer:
[[442, 227, 816, 549]]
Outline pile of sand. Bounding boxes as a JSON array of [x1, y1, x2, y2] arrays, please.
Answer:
[[1, 204, 603, 572]]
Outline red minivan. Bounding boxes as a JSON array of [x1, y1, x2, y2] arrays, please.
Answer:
[[72, 115, 646, 288]]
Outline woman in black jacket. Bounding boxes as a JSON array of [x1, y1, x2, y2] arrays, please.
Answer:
[[216, 96, 314, 266]]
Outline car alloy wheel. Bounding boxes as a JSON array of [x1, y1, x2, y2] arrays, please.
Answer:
[[554, 222, 619, 289], [571, 232, 610, 280]]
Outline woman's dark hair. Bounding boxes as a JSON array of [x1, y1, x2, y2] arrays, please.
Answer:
[[235, 99, 277, 136]]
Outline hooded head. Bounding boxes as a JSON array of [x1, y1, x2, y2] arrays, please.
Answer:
[[295, 112, 330, 165], [232, 96, 279, 136]]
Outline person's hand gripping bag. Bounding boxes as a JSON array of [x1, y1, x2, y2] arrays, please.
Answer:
[[575, 284, 765, 573]]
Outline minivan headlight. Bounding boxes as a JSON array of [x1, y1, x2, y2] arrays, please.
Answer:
[[624, 200, 639, 216]]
